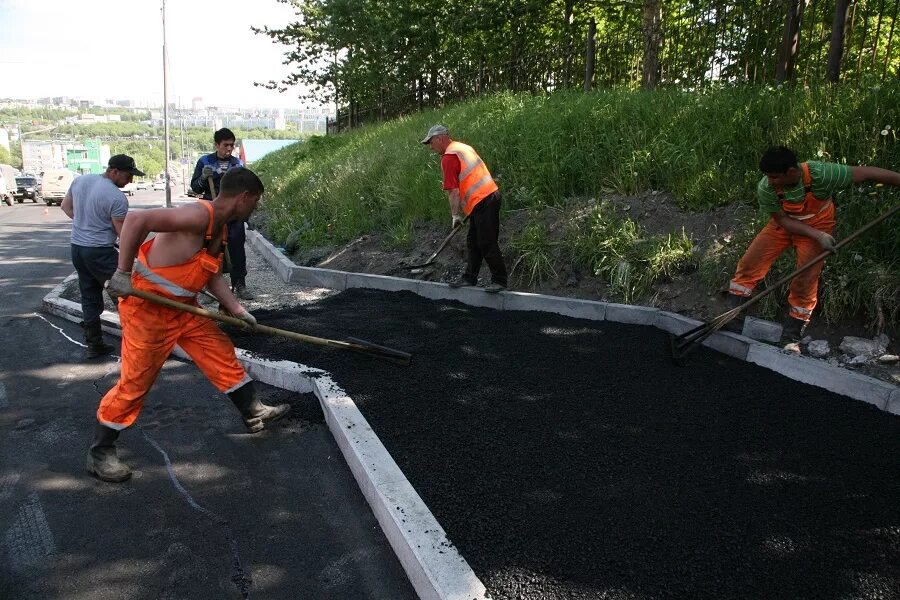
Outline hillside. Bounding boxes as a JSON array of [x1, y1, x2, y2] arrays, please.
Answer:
[[251, 86, 900, 345]]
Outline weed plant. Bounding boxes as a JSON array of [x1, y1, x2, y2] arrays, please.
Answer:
[[255, 83, 900, 325]]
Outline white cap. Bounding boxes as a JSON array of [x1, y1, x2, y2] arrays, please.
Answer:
[[421, 124, 449, 144]]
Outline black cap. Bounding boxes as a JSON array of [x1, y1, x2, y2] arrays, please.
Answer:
[[108, 154, 145, 176]]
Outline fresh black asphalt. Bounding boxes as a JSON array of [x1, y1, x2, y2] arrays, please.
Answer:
[[234, 288, 900, 600]]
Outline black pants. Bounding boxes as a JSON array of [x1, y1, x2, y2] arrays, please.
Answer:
[[464, 191, 507, 286], [226, 220, 247, 281], [71, 244, 118, 329]]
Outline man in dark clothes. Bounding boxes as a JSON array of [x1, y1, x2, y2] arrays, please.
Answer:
[[190, 127, 254, 299], [422, 124, 508, 293]]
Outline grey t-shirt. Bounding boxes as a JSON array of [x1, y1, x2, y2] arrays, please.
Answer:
[[69, 174, 129, 247]]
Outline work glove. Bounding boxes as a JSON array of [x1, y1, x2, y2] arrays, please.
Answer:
[[105, 270, 134, 299], [201, 165, 215, 181], [234, 308, 257, 332], [816, 232, 837, 252], [451, 214, 464, 229]]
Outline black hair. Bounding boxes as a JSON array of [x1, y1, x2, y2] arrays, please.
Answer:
[[214, 128, 236, 144], [759, 146, 798, 173], [219, 167, 264, 197]]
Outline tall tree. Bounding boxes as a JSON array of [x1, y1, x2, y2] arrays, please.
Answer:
[[776, 0, 805, 82], [642, 0, 663, 88], [826, 0, 852, 82]]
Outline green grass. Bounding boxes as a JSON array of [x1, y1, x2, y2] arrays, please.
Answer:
[[255, 83, 900, 326]]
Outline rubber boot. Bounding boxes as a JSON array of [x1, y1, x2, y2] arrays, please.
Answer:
[[781, 316, 808, 344], [86, 423, 132, 482], [227, 381, 290, 433], [84, 324, 113, 359], [231, 279, 256, 300], [721, 293, 746, 334]]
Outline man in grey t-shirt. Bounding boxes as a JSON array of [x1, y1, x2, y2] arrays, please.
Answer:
[[62, 155, 144, 358]]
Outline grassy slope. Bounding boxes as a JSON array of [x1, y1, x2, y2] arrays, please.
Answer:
[[254, 84, 900, 326]]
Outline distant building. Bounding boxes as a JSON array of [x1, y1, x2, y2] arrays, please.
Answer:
[[238, 139, 300, 164], [22, 141, 70, 174], [66, 139, 110, 175], [192, 97, 204, 111]]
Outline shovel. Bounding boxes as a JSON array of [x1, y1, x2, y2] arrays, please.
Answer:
[[398, 218, 467, 271], [128, 287, 412, 366], [669, 203, 900, 365]]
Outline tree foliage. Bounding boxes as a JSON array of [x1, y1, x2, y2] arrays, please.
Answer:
[[258, 0, 900, 122]]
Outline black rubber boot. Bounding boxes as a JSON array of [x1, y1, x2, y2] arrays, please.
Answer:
[[86, 423, 132, 482], [781, 316, 808, 343], [227, 381, 290, 433], [84, 324, 113, 359], [232, 279, 255, 300], [721, 293, 746, 333]]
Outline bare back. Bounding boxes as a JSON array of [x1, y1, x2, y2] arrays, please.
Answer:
[[143, 203, 225, 268]]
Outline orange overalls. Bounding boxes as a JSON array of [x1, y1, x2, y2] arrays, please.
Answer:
[[97, 201, 249, 430], [729, 163, 836, 322]]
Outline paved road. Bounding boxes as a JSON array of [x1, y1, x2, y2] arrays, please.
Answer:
[[0, 194, 416, 599]]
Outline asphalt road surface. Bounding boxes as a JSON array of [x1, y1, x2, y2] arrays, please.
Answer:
[[234, 288, 900, 600], [0, 196, 416, 599]]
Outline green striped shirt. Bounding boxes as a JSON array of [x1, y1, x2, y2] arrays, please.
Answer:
[[757, 161, 854, 214]]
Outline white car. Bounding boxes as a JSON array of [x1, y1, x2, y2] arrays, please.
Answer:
[[121, 182, 137, 196], [135, 181, 151, 190], [151, 180, 167, 191]]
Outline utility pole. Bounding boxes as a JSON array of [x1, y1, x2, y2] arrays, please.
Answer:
[[162, 0, 172, 207]]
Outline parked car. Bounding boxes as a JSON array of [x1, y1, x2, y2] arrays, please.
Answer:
[[14, 176, 40, 203], [151, 180, 167, 191], [135, 180, 151, 190], [121, 182, 137, 196], [40, 169, 77, 206]]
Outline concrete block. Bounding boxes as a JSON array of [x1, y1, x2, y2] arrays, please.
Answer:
[[887, 390, 900, 416], [345, 272, 421, 294], [289, 266, 348, 290], [701, 331, 751, 361], [742, 316, 782, 343], [605, 302, 659, 325], [503, 292, 607, 321], [416, 281, 505, 310], [746, 344, 895, 409], [235, 350, 319, 393], [654, 311, 702, 335], [246, 230, 295, 282], [315, 376, 406, 488], [374, 480, 488, 600]]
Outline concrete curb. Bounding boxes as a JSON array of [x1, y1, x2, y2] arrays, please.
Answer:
[[247, 231, 899, 409], [41, 275, 488, 600]]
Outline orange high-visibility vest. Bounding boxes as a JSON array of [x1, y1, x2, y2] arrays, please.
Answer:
[[444, 141, 499, 216], [775, 162, 831, 220]]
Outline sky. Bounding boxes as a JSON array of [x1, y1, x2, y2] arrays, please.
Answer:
[[0, 0, 312, 109]]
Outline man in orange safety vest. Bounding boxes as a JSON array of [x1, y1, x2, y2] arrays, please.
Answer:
[[423, 125, 508, 293]]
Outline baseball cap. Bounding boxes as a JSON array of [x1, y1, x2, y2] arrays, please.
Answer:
[[421, 124, 449, 144], [108, 154, 145, 176]]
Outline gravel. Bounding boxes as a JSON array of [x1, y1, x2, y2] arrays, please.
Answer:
[[232, 288, 900, 600]]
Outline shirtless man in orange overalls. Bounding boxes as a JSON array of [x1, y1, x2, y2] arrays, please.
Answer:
[[87, 167, 289, 482]]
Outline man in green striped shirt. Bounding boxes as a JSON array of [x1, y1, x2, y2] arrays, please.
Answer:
[[727, 146, 900, 342]]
